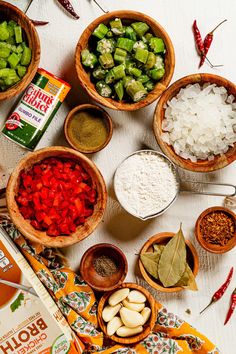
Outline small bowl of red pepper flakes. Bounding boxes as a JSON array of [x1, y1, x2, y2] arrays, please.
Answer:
[[195, 206, 236, 254], [6, 146, 107, 248]]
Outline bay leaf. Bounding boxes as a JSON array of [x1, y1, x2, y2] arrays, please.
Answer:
[[158, 226, 187, 287], [140, 252, 162, 279], [153, 244, 165, 253], [175, 264, 198, 291]]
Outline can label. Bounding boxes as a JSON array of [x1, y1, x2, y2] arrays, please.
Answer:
[[2, 68, 71, 150]]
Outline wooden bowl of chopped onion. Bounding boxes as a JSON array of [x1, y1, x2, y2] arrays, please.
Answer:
[[153, 73, 236, 172], [6, 146, 107, 248], [75, 10, 175, 111], [0, 1, 40, 102]]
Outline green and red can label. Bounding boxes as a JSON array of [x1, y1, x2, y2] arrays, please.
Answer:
[[2, 68, 71, 150]]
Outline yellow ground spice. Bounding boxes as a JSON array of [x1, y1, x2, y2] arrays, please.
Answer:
[[67, 109, 109, 150]]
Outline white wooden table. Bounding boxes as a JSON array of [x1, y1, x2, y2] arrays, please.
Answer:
[[1, 1, 236, 352]]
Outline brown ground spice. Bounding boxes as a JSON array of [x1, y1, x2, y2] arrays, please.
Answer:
[[200, 211, 235, 246], [93, 255, 118, 277]]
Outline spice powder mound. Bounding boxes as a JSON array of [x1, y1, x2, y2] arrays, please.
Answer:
[[93, 255, 118, 277], [200, 211, 235, 246]]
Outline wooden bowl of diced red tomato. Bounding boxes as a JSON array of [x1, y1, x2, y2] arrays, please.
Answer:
[[6, 146, 107, 248]]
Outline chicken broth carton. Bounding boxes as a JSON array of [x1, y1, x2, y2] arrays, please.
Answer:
[[0, 231, 83, 354]]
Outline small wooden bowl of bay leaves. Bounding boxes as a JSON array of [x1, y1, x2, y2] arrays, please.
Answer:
[[80, 243, 128, 291], [139, 230, 199, 292]]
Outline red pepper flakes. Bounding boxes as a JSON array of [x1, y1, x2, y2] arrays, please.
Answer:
[[16, 157, 97, 236], [200, 211, 235, 246]]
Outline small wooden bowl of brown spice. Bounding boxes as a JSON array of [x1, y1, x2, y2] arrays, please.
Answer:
[[80, 243, 128, 291], [195, 206, 236, 254]]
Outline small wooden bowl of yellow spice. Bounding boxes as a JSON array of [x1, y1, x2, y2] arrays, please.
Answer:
[[64, 104, 113, 154]]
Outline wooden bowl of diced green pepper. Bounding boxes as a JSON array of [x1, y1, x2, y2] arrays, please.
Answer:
[[75, 10, 175, 111], [0, 1, 40, 101]]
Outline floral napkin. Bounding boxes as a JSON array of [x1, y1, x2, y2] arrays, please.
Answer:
[[0, 214, 219, 354]]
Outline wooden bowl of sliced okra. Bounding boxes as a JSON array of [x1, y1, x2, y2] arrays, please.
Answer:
[[0, 1, 40, 102], [75, 10, 175, 111]]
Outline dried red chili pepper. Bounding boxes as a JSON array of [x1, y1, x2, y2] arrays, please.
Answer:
[[57, 0, 79, 19], [200, 267, 234, 314], [30, 19, 49, 26], [199, 19, 227, 67], [224, 288, 236, 325], [193, 20, 205, 56]]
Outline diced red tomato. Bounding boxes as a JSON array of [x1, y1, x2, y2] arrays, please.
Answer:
[[16, 157, 97, 237]]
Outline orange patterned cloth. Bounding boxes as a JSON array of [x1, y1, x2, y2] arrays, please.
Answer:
[[0, 215, 219, 354]]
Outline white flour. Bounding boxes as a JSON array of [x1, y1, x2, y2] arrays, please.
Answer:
[[114, 151, 179, 218]]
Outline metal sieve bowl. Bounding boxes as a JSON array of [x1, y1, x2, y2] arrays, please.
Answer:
[[114, 150, 236, 220]]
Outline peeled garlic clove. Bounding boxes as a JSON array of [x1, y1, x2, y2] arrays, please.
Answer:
[[107, 316, 123, 336], [120, 307, 144, 328], [127, 290, 146, 303], [141, 307, 151, 324], [123, 299, 145, 312], [108, 288, 130, 306], [116, 325, 143, 337], [102, 304, 121, 322]]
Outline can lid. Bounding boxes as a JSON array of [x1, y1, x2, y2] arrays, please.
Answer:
[[38, 68, 71, 88]]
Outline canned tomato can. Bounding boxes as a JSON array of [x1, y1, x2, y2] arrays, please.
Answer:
[[2, 68, 71, 150]]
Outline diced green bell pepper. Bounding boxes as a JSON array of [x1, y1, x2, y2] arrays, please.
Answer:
[[8, 52, 20, 69], [0, 47, 11, 58], [0, 58, 7, 69], [14, 26, 23, 43], [20, 46, 32, 66], [17, 65, 27, 78]]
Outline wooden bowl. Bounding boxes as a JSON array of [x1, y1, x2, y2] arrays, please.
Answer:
[[75, 10, 175, 111], [80, 243, 128, 291], [153, 73, 236, 172], [195, 206, 236, 254], [64, 104, 113, 154], [0, 1, 40, 102], [98, 282, 156, 344], [139, 232, 199, 293], [6, 146, 107, 248]]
